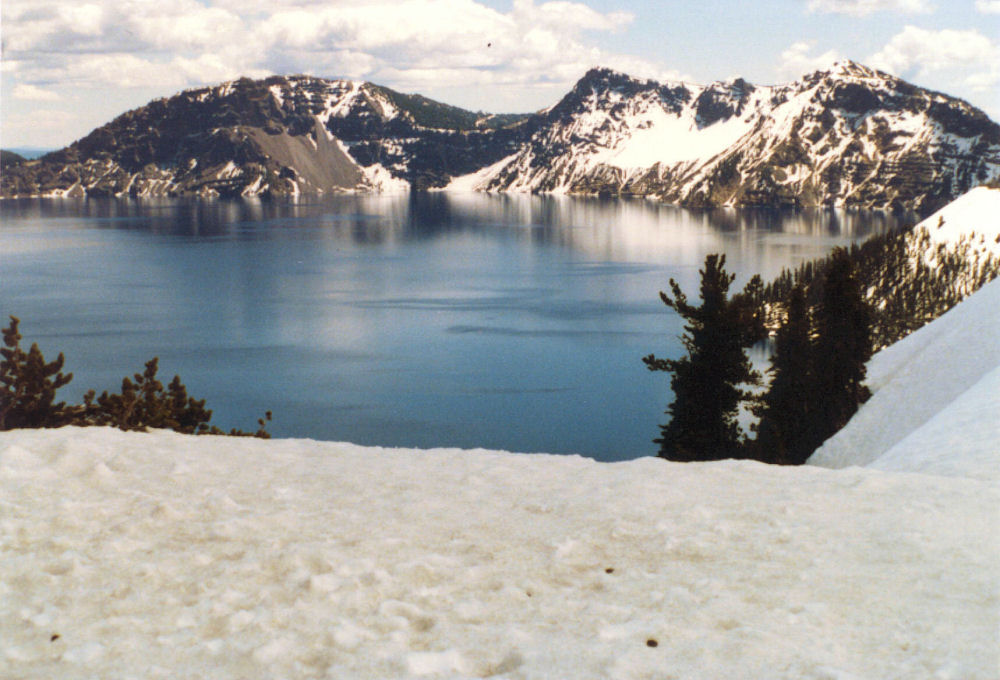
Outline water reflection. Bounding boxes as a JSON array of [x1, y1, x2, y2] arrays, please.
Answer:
[[2, 192, 915, 246], [0, 193, 915, 460]]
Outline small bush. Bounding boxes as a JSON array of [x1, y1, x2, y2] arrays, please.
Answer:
[[0, 316, 74, 429], [0, 316, 271, 438]]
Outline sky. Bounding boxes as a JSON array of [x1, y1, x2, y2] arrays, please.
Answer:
[[1, 0, 998, 149]]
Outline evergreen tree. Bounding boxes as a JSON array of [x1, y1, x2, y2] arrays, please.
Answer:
[[0, 316, 75, 430], [808, 248, 873, 449], [86, 357, 215, 434], [734, 273, 768, 345], [751, 285, 815, 464], [643, 254, 759, 461], [0, 315, 271, 437]]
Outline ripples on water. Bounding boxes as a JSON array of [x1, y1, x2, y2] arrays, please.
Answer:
[[0, 193, 913, 460]]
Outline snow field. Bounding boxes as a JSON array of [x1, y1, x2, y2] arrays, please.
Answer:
[[2, 424, 997, 679], [915, 186, 1000, 258], [808, 259, 1000, 479], [600, 105, 754, 169]]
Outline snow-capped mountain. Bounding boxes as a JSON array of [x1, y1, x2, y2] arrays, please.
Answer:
[[457, 62, 1000, 212], [3, 62, 998, 211], [0, 75, 530, 199]]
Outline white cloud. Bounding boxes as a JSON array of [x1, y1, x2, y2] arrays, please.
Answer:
[[867, 26, 1000, 116], [0, 0, 676, 145], [975, 0, 1000, 13], [868, 25, 999, 83], [0, 108, 79, 145], [777, 41, 843, 80], [2, 0, 644, 101], [11, 83, 61, 101], [511, 0, 632, 33], [806, 0, 934, 16]]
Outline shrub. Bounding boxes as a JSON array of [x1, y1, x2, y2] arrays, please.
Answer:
[[1, 316, 75, 429], [0, 316, 270, 438]]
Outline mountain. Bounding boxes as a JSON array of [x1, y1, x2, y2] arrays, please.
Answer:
[[3, 62, 999, 211], [0, 150, 27, 170], [456, 62, 1000, 212], [0, 76, 533, 199]]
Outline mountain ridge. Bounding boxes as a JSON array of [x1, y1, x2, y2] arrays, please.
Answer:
[[460, 61, 1000, 212], [3, 62, 998, 211]]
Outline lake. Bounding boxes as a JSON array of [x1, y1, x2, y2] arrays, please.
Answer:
[[0, 193, 911, 461]]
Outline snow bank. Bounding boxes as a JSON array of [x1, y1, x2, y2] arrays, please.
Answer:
[[868, 364, 1000, 479], [2, 424, 997, 679], [808, 247, 1000, 481], [601, 106, 753, 169]]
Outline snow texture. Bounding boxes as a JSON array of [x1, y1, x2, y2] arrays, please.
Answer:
[[2, 282, 999, 677], [808, 276, 1000, 479], [454, 63, 1000, 211], [1, 425, 997, 679], [914, 185, 1000, 258]]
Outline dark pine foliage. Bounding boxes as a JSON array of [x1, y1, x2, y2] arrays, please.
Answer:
[[732, 273, 768, 345], [761, 221, 999, 350], [809, 248, 873, 446], [1, 316, 75, 429], [749, 285, 816, 465], [0, 316, 270, 438], [745, 216, 998, 464], [643, 254, 760, 461], [83, 358, 216, 434], [751, 251, 874, 464]]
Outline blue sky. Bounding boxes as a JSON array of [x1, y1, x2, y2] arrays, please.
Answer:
[[2, 0, 998, 148]]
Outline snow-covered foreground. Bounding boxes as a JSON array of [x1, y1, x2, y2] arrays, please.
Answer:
[[1, 428, 997, 680], [914, 185, 1000, 258]]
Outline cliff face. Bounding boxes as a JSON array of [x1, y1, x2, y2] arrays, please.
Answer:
[[0, 76, 533, 199], [4, 63, 998, 211], [463, 62, 1000, 213]]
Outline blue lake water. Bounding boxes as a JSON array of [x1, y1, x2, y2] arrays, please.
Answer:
[[0, 193, 911, 460]]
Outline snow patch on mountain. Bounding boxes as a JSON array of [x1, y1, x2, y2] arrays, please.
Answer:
[[599, 103, 756, 168], [443, 153, 515, 192], [915, 185, 1000, 258], [360, 162, 410, 193], [4, 64, 998, 207], [462, 63, 1000, 210]]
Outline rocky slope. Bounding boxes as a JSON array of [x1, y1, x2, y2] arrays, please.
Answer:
[[3, 62, 998, 210], [0, 76, 532, 199], [458, 62, 1000, 212]]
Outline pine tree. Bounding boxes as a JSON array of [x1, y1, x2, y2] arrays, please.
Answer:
[[0, 316, 75, 430], [643, 254, 760, 461], [0, 316, 271, 436], [733, 273, 768, 345], [751, 285, 815, 464], [808, 248, 873, 450], [87, 357, 215, 433]]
